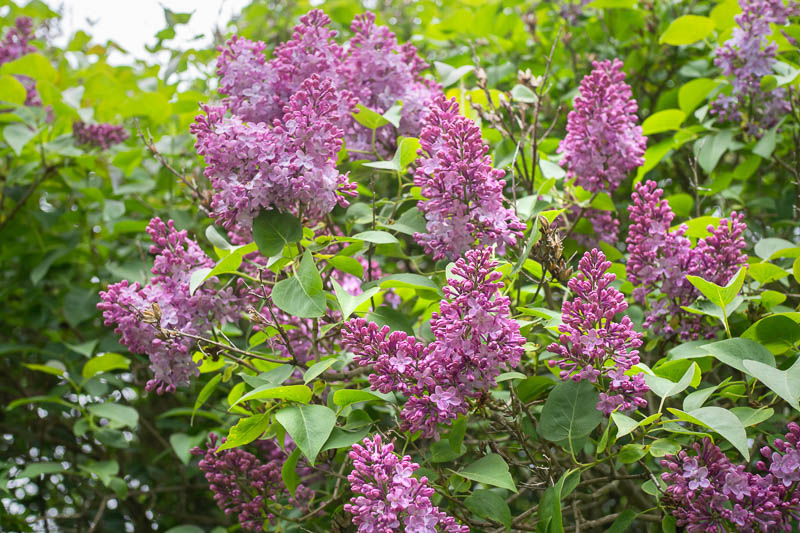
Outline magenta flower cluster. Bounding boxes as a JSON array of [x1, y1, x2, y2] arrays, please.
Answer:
[[547, 249, 648, 415], [73, 121, 129, 149], [192, 74, 356, 231], [345, 435, 468, 533], [342, 247, 524, 438], [713, 0, 799, 135], [558, 59, 646, 194], [413, 96, 525, 261], [191, 433, 313, 531], [97, 218, 241, 393], [214, 9, 438, 156], [0, 17, 41, 106], [626, 181, 747, 340], [661, 428, 800, 532]]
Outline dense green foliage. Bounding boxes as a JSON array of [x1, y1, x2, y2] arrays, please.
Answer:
[[2, 0, 800, 532]]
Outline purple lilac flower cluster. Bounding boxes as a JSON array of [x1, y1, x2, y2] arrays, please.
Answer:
[[192, 74, 356, 231], [0, 17, 41, 106], [345, 435, 469, 533], [214, 9, 439, 156], [97, 218, 242, 393], [626, 181, 748, 340], [73, 121, 129, 149], [342, 248, 524, 438], [547, 248, 648, 415], [713, 0, 800, 136], [558, 59, 646, 194], [413, 96, 525, 261], [661, 428, 800, 532], [191, 433, 313, 531]]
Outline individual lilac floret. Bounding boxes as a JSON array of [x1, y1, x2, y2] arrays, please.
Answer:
[[661, 436, 800, 532], [342, 248, 524, 438], [558, 59, 646, 194], [713, 0, 800, 136], [413, 96, 525, 261], [98, 218, 242, 393], [191, 434, 313, 531], [192, 74, 356, 230], [73, 121, 129, 149], [547, 248, 648, 415], [345, 435, 469, 533], [625, 181, 748, 340], [758, 422, 800, 488], [0, 17, 41, 106]]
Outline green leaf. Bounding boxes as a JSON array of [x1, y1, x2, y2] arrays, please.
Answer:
[[87, 403, 139, 429], [3, 123, 36, 156], [275, 405, 336, 464], [206, 225, 233, 250], [23, 362, 65, 377], [351, 230, 399, 244], [79, 460, 119, 486], [730, 406, 774, 427], [216, 413, 271, 452], [749, 263, 788, 285], [741, 315, 800, 355], [332, 389, 383, 409], [465, 489, 511, 530], [332, 280, 379, 320], [456, 454, 517, 492], [660, 15, 716, 45], [686, 266, 746, 308], [666, 193, 694, 217], [753, 125, 779, 158], [363, 137, 421, 171], [164, 527, 204, 533], [377, 273, 442, 298], [754, 238, 796, 260], [230, 384, 312, 408], [434, 62, 475, 88], [683, 384, 721, 411], [669, 406, 750, 460], [649, 439, 681, 457], [611, 412, 639, 439], [678, 78, 718, 114], [742, 358, 800, 411], [619, 443, 648, 463], [0, 53, 58, 82], [16, 462, 65, 479], [281, 448, 302, 497], [352, 104, 390, 129], [271, 250, 326, 318], [510, 84, 537, 103], [641, 109, 686, 135], [192, 374, 222, 424], [538, 380, 603, 453], [0, 75, 26, 104], [643, 362, 698, 399], [82, 353, 130, 379], [702, 338, 775, 375], [303, 359, 337, 384], [252, 210, 303, 256], [382, 101, 403, 128], [320, 426, 371, 453]]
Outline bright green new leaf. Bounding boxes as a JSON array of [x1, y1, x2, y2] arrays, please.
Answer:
[[660, 15, 716, 45], [215, 413, 271, 452], [456, 454, 517, 492], [87, 403, 139, 429], [641, 109, 685, 135], [192, 374, 222, 424], [82, 353, 130, 379], [686, 266, 746, 308]]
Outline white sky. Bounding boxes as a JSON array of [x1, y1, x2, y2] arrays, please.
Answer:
[[57, 0, 251, 64]]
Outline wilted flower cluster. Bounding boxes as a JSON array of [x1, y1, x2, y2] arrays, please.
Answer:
[[214, 9, 439, 156], [73, 121, 129, 149], [345, 435, 469, 533], [626, 180, 748, 340], [0, 17, 41, 106], [97, 218, 242, 393], [713, 0, 800, 135], [191, 434, 313, 531], [547, 248, 648, 415], [343, 247, 524, 438], [192, 74, 356, 230], [661, 430, 800, 532], [413, 96, 525, 261]]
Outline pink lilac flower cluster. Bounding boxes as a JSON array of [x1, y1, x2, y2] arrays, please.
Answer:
[[97, 218, 242, 393], [192, 74, 356, 231], [0, 17, 41, 106], [191, 433, 313, 531], [713, 0, 800, 136], [345, 435, 469, 533], [547, 248, 648, 415], [342, 248, 524, 438], [413, 96, 525, 261], [73, 121, 129, 149], [214, 9, 439, 156], [660, 429, 800, 532], [626, 181, 748, 340]]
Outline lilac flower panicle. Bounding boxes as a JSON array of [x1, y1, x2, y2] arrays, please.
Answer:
[[0, 17, 41, 106], [713, 0, 800, 135], [547, 248, 648, 415], [343, 248, 524, 438], [97, 218, 242, 393], [558, 59, 646, 194], [191, 434, 313, 531], [625, 181, 748, 340], [413, 96, 525, 261], [192, 74, 356, 230], [73, 121, 129, 149], [661, 432, 800, 532], [345, 435, 469, 533]]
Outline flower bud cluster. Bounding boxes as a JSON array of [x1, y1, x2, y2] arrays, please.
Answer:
[[342, 248, 524, 438], [345, 435, 468, 532], [73, 121, 129, 149], [547, 248, 648, 415]]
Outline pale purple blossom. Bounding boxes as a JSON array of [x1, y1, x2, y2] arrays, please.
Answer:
[[73, 121, 128, 149]]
